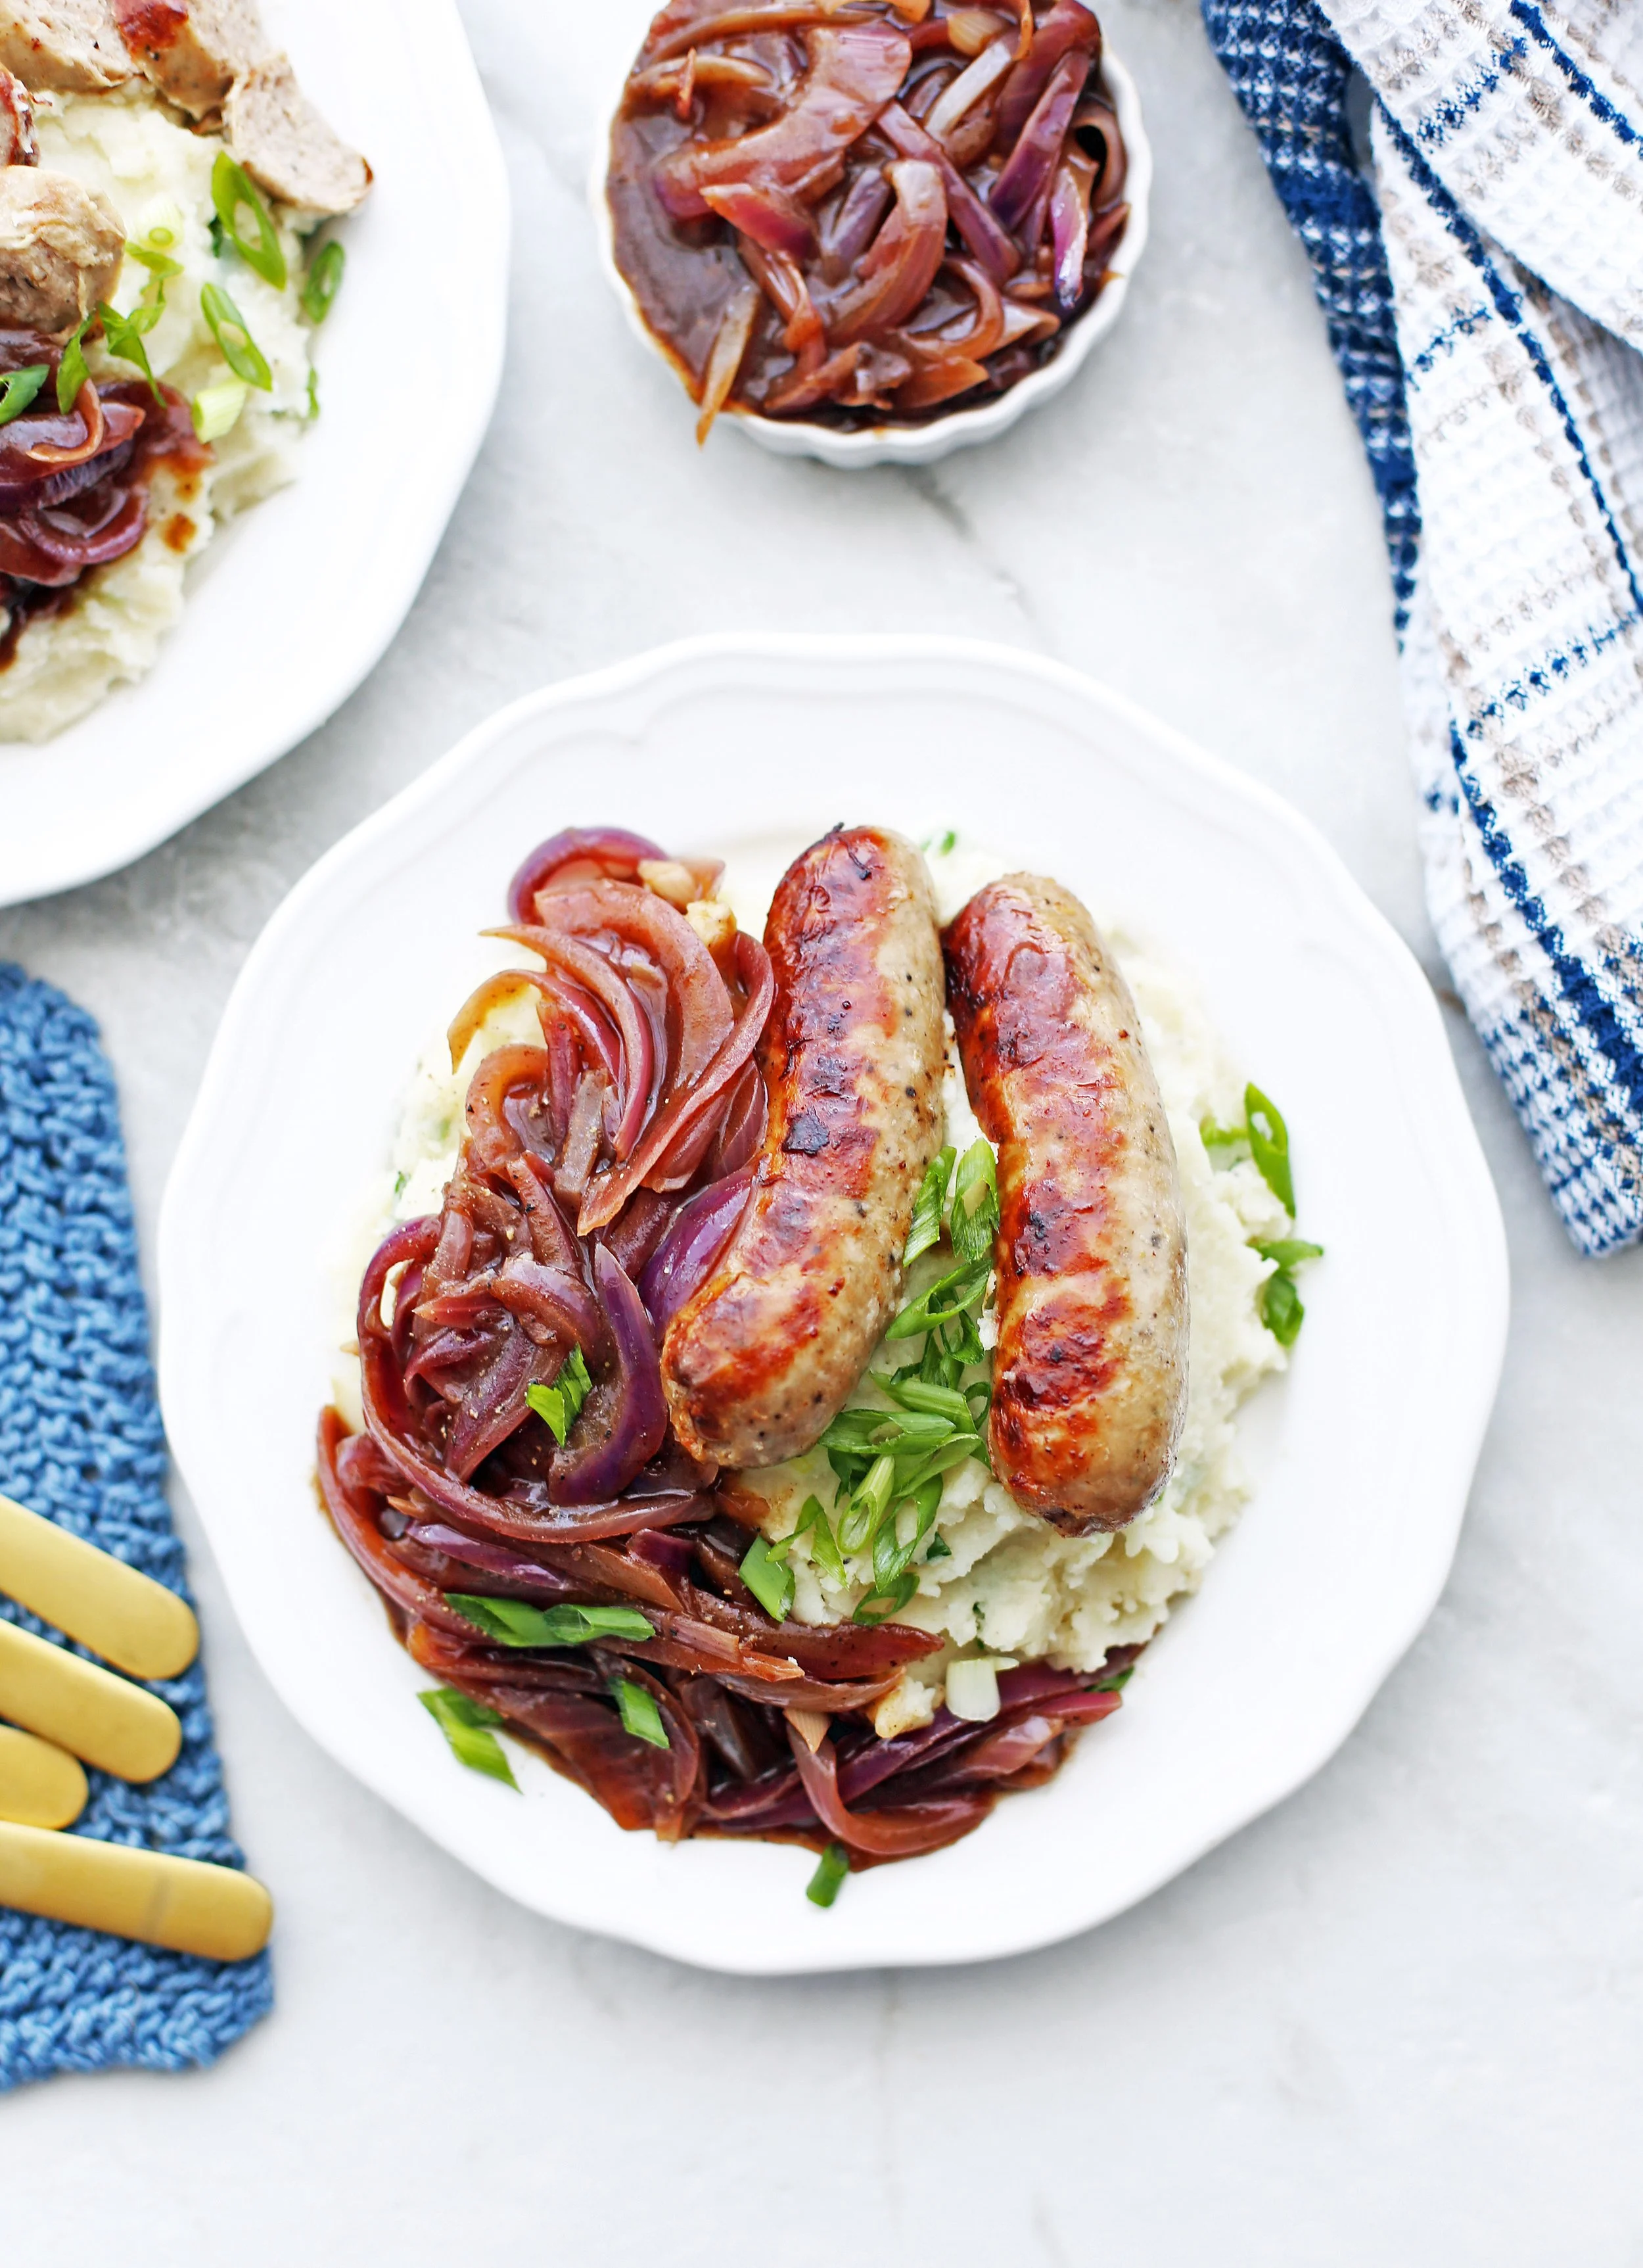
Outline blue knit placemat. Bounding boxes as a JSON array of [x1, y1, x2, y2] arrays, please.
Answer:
[[0, 962, 271, 2090]]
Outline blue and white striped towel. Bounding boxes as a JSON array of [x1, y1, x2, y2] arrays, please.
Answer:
[[1203, 0, 1643, 1256]]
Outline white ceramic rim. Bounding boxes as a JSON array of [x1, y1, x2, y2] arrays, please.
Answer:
[[590, 37, 1151, 468], [158, 632, 1510, 1975], [0, 0, 509, 910]]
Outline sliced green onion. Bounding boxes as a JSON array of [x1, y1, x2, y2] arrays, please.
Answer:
[[775, 1494, 845, 1582], [126, 242, 183, 281], [611, 1678, 670, 1748], [936, 828, 957, 855], [739, 1532, 795, 1622], [902, 1144, 956, 1266], [525, 1347, 591, 1446], [949, 1139, 999, 1265], [419, 1687, 518, 1789], [192, 377, 248, 442], [95, 302, 161, 400], [853, 1570, 917, 1625], [873, 1373, 972, 1427], [1259, 1269, 1306, 1347], [1245, 1083, 1295, 1214], [300, 236, 346, 324], [306, 364, 319, 420], [212, 150, 287, 288], [837, 1453, 896, 1554], [1094, 1663, 1134, 1692], [445, 1595, 653, 1649], [1199, 1117, 1247, 1152], [1251, 1237, 1323, 1267], [806, 1840, 849, 1907], [0, 364, 48, 427], [200, 281, 272, 390], [925, 1533, 952, 1561], [55, 317, 91, 413], [885, 1257, 990, 1342]]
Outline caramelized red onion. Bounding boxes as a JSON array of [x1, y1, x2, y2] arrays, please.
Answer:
[[1, 347, 209, 639], [607, 0, 1125, 429], [325, 828, 1136, 1871]]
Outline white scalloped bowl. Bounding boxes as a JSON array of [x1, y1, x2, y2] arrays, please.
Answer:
[[158, 636, 1509, 1977], [590, 43, 1150, 469]]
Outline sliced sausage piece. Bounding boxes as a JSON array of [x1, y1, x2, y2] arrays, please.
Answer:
[[223, 52, 371, 216], [0, 66, 37, 163], [944, 874, 1188, 1534], [0, 167, 124, 333], [110, 0, 264, 119], [0, 0, 132, 91], [662, 826, 946, 1469]]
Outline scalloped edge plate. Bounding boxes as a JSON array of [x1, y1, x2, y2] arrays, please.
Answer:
[[0, 0, 508, 909], [158, 635, 1508, 1974]]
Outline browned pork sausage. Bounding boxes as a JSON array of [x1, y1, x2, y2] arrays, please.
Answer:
[[944, 874, 1187, 1533], [662, 825, 945, 1469]]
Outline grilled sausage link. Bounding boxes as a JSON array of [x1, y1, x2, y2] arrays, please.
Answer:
[[944, 874, 1188, 1533], [662, 826, 945, 1468]]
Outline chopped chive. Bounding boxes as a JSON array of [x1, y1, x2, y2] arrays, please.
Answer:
[[611, 1678, 670, 1748], [806, 1840, 850, 1906], [212, 151, 287, 288], [419, 1687, 518, 1788], [300, 237, 346, 324], [200, 281, 273, 390], [444, 1595, 653, 1649], [740, 1532, 795, 1622], [0, 364, 47, 427], [526, 1346, 592, 1446]]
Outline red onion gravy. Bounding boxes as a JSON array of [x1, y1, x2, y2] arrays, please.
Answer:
[[607, 0, 1128, 435], [0, 327, 210, 671], [321, 830, 1138, 1874]]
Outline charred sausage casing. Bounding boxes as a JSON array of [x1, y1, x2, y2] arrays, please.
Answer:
[[662, 826, 945, 1469], [944, 874, 1188, 1534]]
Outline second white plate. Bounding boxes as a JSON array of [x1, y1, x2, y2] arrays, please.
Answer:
[[0, 0, 508, 909], [158, 634, 1509, 1975]]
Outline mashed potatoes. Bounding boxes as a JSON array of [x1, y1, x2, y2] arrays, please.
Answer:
[[1, 83, 319, 741], [340, 838, 1295, 1737]]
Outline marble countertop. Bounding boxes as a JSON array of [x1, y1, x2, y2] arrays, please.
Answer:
[[3, 1, 1640, 2258]]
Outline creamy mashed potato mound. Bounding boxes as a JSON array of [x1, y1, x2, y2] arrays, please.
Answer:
[[3, 85, 319, 740], [339, 839, 1293, 1739]]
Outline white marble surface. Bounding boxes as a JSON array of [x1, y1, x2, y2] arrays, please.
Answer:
[[2, 1, 1640, 2258]]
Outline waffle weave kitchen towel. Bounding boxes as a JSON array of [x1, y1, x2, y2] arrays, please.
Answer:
[[0, 963, 271, 2089], [1203, 0, 1643, 1255]]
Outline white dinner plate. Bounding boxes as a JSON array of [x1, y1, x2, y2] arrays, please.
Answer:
[[0, 0, 508, 910], [158, 636, 1509, 1975]]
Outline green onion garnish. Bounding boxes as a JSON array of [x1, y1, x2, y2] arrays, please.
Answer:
[[768, 1494, 845, 1583], [1244, 1083, 1295, 1214], [853, 1570, 917, 1624], [306, 365, 319, 420], [55, 317, 91, 413], [739, 1532, 795, 1622], [925, 1533, 952, 1561], [885, 1256, 989, 1342], [1251, 1233, 1320, 1348], [192, 377, 248, 442], [444, 1595, 653, 1649], [525, 1346, 592, 1445], [211, 151, 287, 289], [300, 237, 346, 324], [127, 242, 183, 281], [949, 1139, 999, 1266], [95, 302, 162, 401], [806, 1841, 850, 1906], [419, 1687, 518, 1788], [1251, 1237, 1324, 1268], [200, 281, 273, 390], [0, 364, 48, 427], [1094, 1663, 1134, 1693], [902, 1144, 956, 1266], [611, 1678, 670, 1748]]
